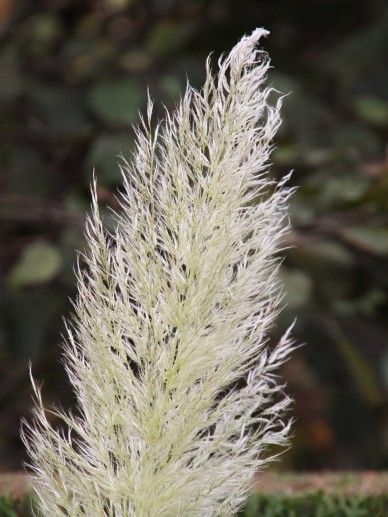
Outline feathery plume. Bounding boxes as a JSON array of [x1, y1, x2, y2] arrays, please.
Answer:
[[22, 28, 295, 516]]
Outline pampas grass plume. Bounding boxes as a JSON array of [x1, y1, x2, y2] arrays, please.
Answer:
[[22, 28, 295, 516]]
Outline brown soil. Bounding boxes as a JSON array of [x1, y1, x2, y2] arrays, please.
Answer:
[[1, 471, 388, 501], [0, 472, 29, 500], [254, 471, 388, 496]]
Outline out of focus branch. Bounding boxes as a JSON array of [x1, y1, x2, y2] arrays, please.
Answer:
[[0, 194, 84, 227]]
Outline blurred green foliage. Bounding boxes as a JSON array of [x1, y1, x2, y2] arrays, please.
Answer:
[[0, 0, 388, 471], [241, 493, 388, 517], [0, 496, 15, 517]]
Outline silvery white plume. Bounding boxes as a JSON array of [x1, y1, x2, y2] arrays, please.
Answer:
[[22, 28, 295, 516]]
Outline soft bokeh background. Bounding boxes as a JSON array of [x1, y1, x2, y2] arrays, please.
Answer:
[[1, 0, 388, 472]]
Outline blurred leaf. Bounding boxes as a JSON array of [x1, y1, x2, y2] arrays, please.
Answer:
[[1, 289, 64, 359], [328, 319, 384, 406], [274, 145, 332, 168], [63, 190, 89, 212], [332, 13, 388, 94], [332, 123, 381, 159], [86, 133, 132, 183], [88, 77, 145, 124], [59, 226, 85, 285], [304, 148, 333, 168], [19, 14, 64, 57], [354, 96, 388, 127], [63, 36, 115, 82], [307, 240, 354, 267], [159, 75, 183, 102], [341, 226, 388, 255], [30, 85, 91, 135], [335, 289, 385, 317], [289, 241, 354, 304], [271, 73, 332, 144], [289, 196, 315, 224], [282, 269, 312, 308], [22, 14, 63, 45], [146, 21, 193, 56], [6, 146, 51, 196], [7, 241, 62, 288], [318, 174, 370, 205], [273, 144, 302, 166], [120, 50, 152, 73]]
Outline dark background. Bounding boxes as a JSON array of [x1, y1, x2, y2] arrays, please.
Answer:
[[1, 0, 388, 472]]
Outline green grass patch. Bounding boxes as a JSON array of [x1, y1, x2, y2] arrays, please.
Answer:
[[240, 492, 388, 517], [0, 496, 16, 517], [0, 494, 35, 517]]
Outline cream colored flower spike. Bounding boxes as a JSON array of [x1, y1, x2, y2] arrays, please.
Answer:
[[22, 29, 295, 516]]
